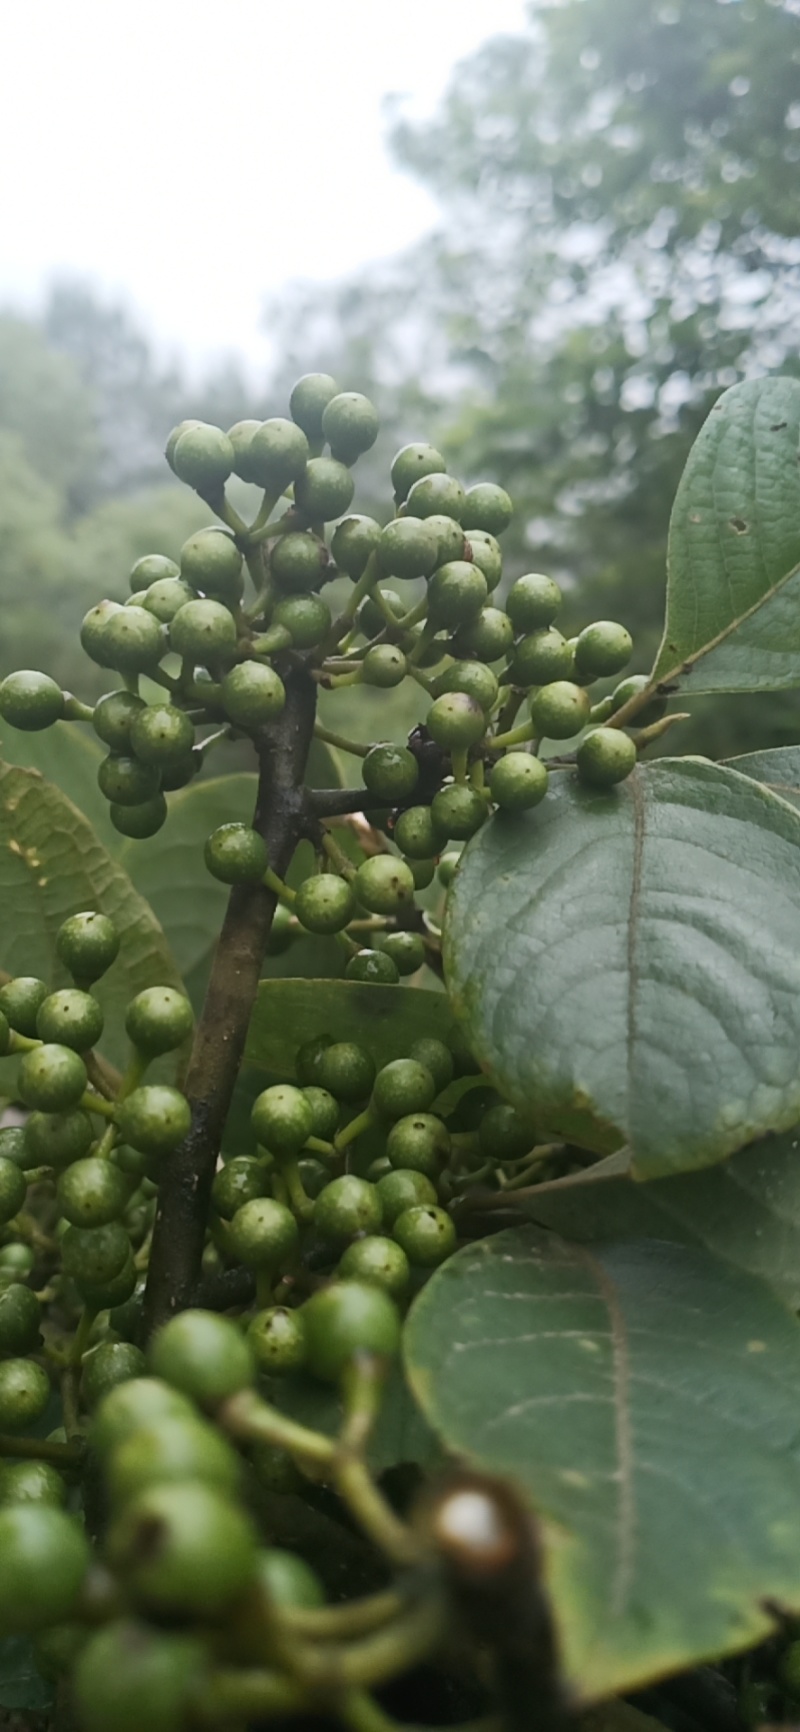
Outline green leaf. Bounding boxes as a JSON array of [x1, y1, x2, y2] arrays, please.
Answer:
[[0, 718, 118, 850], [0, 1639, 53, 1712], [270, 1362, 441, 1475], [245, 979, 461, 1077], [652, 377, 800, 694], [0, 760, 182, 1070], [444, 759, 800, 1178], [723, 744, 800, 810], [519, 1128, 800, 1311], [404, 1226, 800, 1699]]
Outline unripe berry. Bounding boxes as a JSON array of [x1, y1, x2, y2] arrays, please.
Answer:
[[387, 1112, 450, 1178], [379, 930, 426, 976], [221, 661, 286, 727], [479, 1102, 534, 1162], [290, 373, 339, 438], [362, 743, 419, 802], [391, 443, 446, 504], [211, 1156, 267, 1220], [314, 1175, 383, 1245], [409, 1039, 454, 1093], [93, 690, 146, 751], [331, 513, 381, 579], [251, 1083, 314, 1155], [0, 975, 48, 1036], [204, 822, 268, 884], [0, 1506, 89, 1635], [103, 608, 165, 675], [227, 418, 265, 484], [81, 1341, 146, 1412], [294, 457, 354, 522], [321, 391, 379, 463], [142, 577, 195, 623], [169, 598, 237, 663], [466, 532, 503, 591], [490, 752, 549, 812], [376, 1168, 438, 1227], [73, 1620, 207, 1732], [437, 660, 498, 714], [393, 804, 439, 860], [179, 527, 243, 599], [98, 752, 160, 807], [345, 948, 400, 984], [150, 1310, 254, 1407], [302, 1280, 400, 1381], [461, 483, 513, 536], [271, 532, 329, 593], [172, 423, 234, 494], [0, 1358, 51, 1431], [426, 513, 467, 565], [107, 1480, 258, 1616], [406, 472, 465, 521], [309, 1041, 375, 1103], [362, 644, 407, 688], [355, 854, 416, 915], [115, 1086, 191, 1156], [80, 599, 123, 667], [427, 691, 487, 751], [91, 1377, 196, 1460], [431, 782, 487, 842], [0, 1157, 25, 1226], [339, 1235, 410, 1299], [506, 573, 562, 632], [0, 1284, 41, 1355], [24, 1108, 93, 1169], [0, 670, 64, 731], [0, 1459, 65, 1507], [373, 1058, 436, 1120], [250, 418, 310, 490], [57, 1158, 129, 1228], [247, 1307, 307, 1374], [392, 1203, 456, 1267], [576, 727, 637, 788], [130, 554, 180, 591], [453, 606, 514, 663], [530, 681, 592, 740], [509, 628, 573, 688], [376, 517, 440, 581], [574, 620, 633, 680], [295, 872, 356, 935], [110, 797, 167, 840], [125, 987, 193, 1056], [36, 989, 103, 1052], [57, 911, 119, 984], [130, 704, 195, 767], [272, 593, 331, 648], [18, 1045, 87, 1113], [428, 561, 487, 628]]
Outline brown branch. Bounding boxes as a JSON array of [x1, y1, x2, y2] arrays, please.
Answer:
[[142, 668, 317, 1337]]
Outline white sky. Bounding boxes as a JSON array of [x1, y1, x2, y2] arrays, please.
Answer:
[[0, 0, 528, 373]]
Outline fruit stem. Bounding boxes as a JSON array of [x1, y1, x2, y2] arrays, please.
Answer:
[[218, 1386, 334, 1467], [334, 1108, 374, 1155], [142, 667, 318, 1335], [196, 1671, 308, 1725], [337, 553, 381, 631], [490, 722, 535, 751], [314, 723, 370, 759], [0, 1432, 84, 1468], [79, 1090, 116, 1121]]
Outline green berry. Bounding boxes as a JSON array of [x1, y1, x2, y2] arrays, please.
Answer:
[[297, 1156, 331, 1200], [0, 670, 64, 731], [461, 483, 513, 536], [362, 743, 419, 802], [0, 1126, 26, 1167], [116, 1086, 191, 1156], [0, 1284, 41, 1355], [103, 607, 165, 674], [251, 1084, 314, 1155], [91, 1377, 196, 1459], [211, 1157, 267, 1220], [93, 691, 147, 752], [392, 1204, 456, 1267], [379, 930, 426, 975], [465, 532, 503, 591], [271, 532, 329, 594], [77, 1248, 137, 1311], [290, 373, 339, 439], [179, 527, 243, 599], [125, 987, 193, 1056], [339, 1236, 410, 1299], [204, 822, 269, 884], [437, 660, 498, 713], [295, 873, 356, 935], [490, 752, 549, 812], [0, 1243, 34, 1277], [321, 391, 379, 463], [18, 1045, 87, 1113], [387, 1113, 450, 1178], [392, 806, 438, 861], [107, 1480, 257, 1616], [295, 457, 354, 522], [81, 1342, 146, 1412], [406, 472, 465, 521], [358, 587, 405, 637], [453, 606, 514, 663], [142, 578, 196, 623], [257, 1547, 324, 1609], [530, 680, 592, 740], [0, 1460, 65, 1507], [314, 1175, 383, 1245], [62, 1222, 130, 1287], [0, 1156, 25, 1225], [427, 691, 487, 751], [425, 513, 467, 565], [272, 593, 331, 648], [73, 1620, 206, 1732], [331, 514, 382, 579], [130, 554, 180, 591], [345, 949, 400, 984], [373, 1058, 436, 1121], [0, 1506, 89, 1635], [172, 423, 234, 494], [130, 704, 195, 767], [149, 1310, 254, 1407], [408, 1040, 454, 1094], [509, 628, 574, 687], [0, 976, 48, 1037], [37, 989, 103, 1052], [221, 662, 286, 728], [24, 1109, 93, 1169], [57, 1158, 129, 1228], [577, 727, 637, 788], [574, 621, 633, 681], [430, 783, 487, 842], [310, 1042, 375, 1103], [391, 443, 446, 504], [302, 1086, 340, 1140], [355, 855, 416, 916], [110, 797, 168, 840], [362, 644, 407, 688], [0, 1358, 50, 1430], [80, 599, 123, 667], [98, 752, 161, 806], [609, 674, 667, 727], [294, 1033, 333, 1085], [478, 1103, 534, 1162], [169, 598, 237, 662], [247, 1307, 307, 1374], [427, 561, 487, 628], [57, 911, 119, 985], [227, 419, 265, 483], [105, 1414, 240, 1507], [408, 857, 436, 890], [250, 417, 310, 490], [302, 1280, 400, 1381], [506, 573, 562, 632], [376, 517, 440, 581]]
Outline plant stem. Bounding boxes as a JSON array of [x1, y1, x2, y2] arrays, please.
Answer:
[[142, 668, 317, 1335], [0, 1433, 84, 1468]]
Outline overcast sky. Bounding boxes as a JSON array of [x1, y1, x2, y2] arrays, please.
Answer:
[[0, 0, 528, 372]]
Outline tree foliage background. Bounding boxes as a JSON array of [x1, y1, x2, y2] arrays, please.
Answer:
[[3, 0, 799, 755]]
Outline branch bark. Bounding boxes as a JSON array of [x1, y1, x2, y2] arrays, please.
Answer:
[[143, 667, 317, 1336]]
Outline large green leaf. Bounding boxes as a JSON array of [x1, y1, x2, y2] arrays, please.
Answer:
[[0, 1639, 53, 1712], [0, 718, 118, 849], [724, 744, 800, 810], [245, 979, 460, 1077], [0, 760, 182, 1070], [404, 1226, 800, 1700], [520, 1128, 800, 1311], [443, 759, 800, 1178], [652, 377, 800, 694]]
